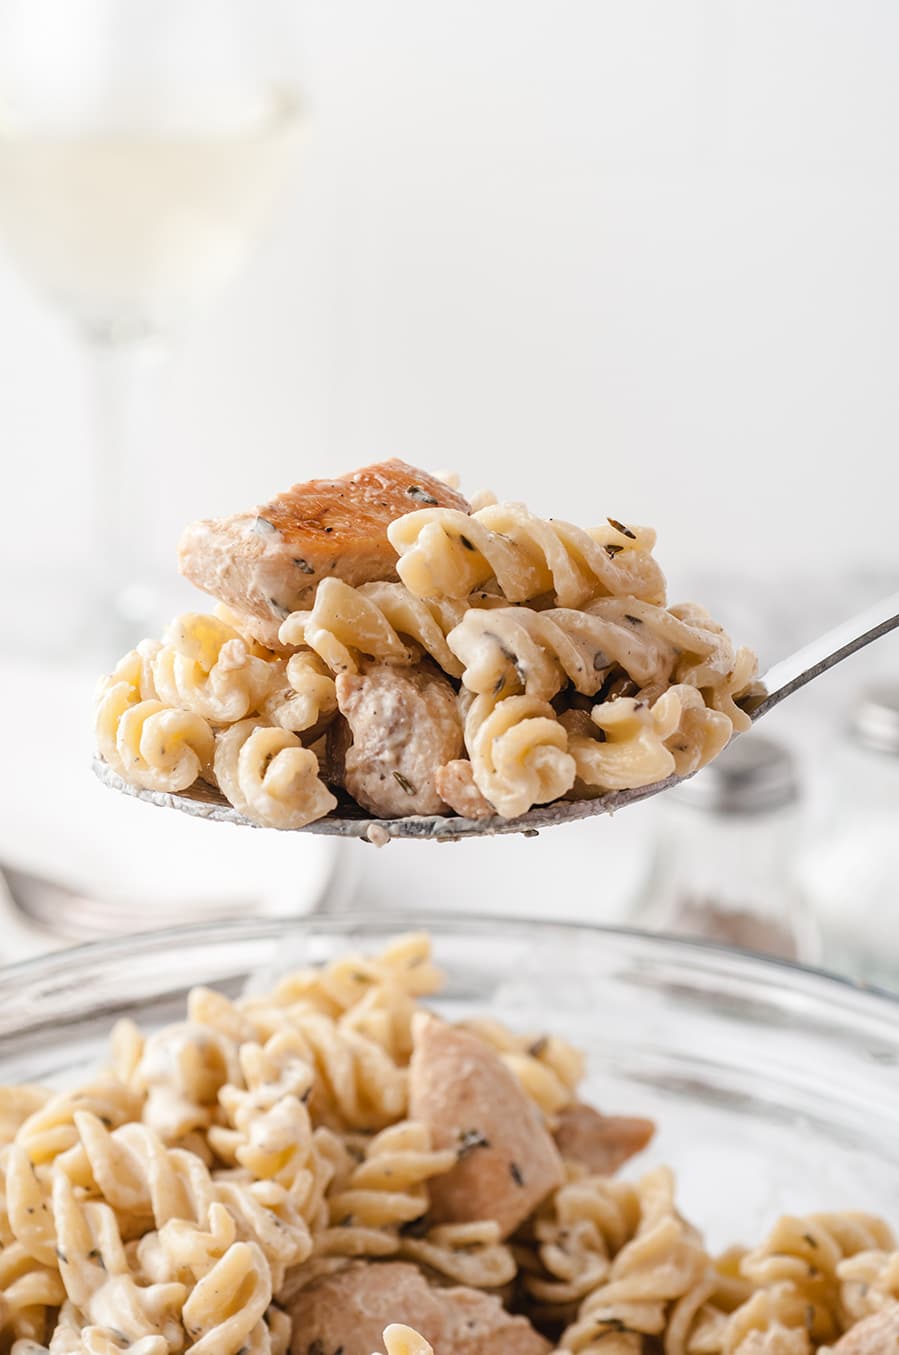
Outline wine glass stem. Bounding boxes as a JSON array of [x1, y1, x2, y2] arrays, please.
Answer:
[[87, 335, 159, 661]]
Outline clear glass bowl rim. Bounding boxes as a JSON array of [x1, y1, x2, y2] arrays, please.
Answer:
[[1, 911, 898, 1029]]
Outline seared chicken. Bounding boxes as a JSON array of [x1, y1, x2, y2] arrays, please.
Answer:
[[179, 459, 469, 625], [553, 1101, 655, 1176], [409, 1014, 564, 1239]]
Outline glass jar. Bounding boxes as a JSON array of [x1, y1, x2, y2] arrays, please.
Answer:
[[631, 734, 819, 963], [799, 682, 899, 989]]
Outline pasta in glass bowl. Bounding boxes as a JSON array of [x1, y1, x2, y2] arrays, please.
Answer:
[[0, 916, 897, 1355]]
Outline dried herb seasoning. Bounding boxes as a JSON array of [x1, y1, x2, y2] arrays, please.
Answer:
[[607, 517, 636, 539], [406, 484, 439, 505], [457, 1128, 490, 1159]]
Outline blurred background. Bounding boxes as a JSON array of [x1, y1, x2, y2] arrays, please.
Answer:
[[0, 1, 896, 974]]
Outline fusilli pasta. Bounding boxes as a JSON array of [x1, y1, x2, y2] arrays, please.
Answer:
[[279, 579, 468, 677], [387, 502, 665, 608], [213, 720, 336, 830], [463, 692, 576, 819]]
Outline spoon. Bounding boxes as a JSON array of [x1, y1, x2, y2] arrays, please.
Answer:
[[93, 590, 899, 842]]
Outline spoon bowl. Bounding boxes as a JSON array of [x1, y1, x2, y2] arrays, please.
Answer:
[[93, 590, 899, 841]]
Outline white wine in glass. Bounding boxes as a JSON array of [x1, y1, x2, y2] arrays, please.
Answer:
[[0, 90, 302, 340], [0, 0, 304, 655]]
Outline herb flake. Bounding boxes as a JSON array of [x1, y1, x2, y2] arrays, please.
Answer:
[[407, 484, 439, 506], [607, 517, 636, 540], [457, 1128, 490, 1159]]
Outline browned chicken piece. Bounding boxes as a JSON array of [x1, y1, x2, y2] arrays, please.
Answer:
[[831, 1303, 899, 1352], [434, 759, 495, 820], [179, 459, 470, 625], [409, 1014, 564, 1240], [288, 1261, 550, 1355], [553, 1102, 655, 1176], [335, 662, 463, 817]]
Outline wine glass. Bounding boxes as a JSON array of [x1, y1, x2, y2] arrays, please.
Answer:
[[0, 0, 304, 658]]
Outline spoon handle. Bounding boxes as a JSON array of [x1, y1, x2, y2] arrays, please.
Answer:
[[748, 590, 899, 722]]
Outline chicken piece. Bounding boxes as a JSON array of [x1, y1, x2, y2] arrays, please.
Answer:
[[831, 1302, 899, 1352], [409, 1014, 564, 1240], [288, 1261, 549, 1355], [179, 460, 469, 625], [434, 759, 495, 820], [553, 1102, 655, 1176], [441, 1286, 550, 1355], [336, 662, 463, 818]]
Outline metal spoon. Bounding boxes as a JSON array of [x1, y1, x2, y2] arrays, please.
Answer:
[[93, 590, 899, 842]]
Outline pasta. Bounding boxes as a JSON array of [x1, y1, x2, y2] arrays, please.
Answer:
[[556, 1166, 709, 1353], [94, 686, 215, 796], [462, 692, 577, 819], [518, 1174, 642, 1308], [386, 503, 666, 608], [95, 471, 759, 827], [0, 934, 894, 1355], [151, 613, 276, 726], [563, 686, 732, 793], [279, 579, 470, 678], [213, 720, 337, 830]]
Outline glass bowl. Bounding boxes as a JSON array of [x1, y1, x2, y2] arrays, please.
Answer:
[[1, 914, 897, 1251]]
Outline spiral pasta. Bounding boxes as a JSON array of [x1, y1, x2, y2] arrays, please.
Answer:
[[213, 720, 337, 830], [837, 1247, 899, 1326], [279, 579, 468, 677], [519, 1174, 641, 1308], [267, 933, 444, 1022], [0, 1239, 65, 1349], [129, 1021, 242, 1143], [95, 683, 216, 796], [730, 1212, 896, 1348], [557, 1167, 708, 1354], [663, 1246, 753, 1354], [563, 686, 732, 794], [259, 650, 338, 736], [151, 613, 277, 726], [387, 501, 666, 608], [398, 1219, 516, 1289], [317, 1121, 455, 1260], [463, 692, 576, 819]]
